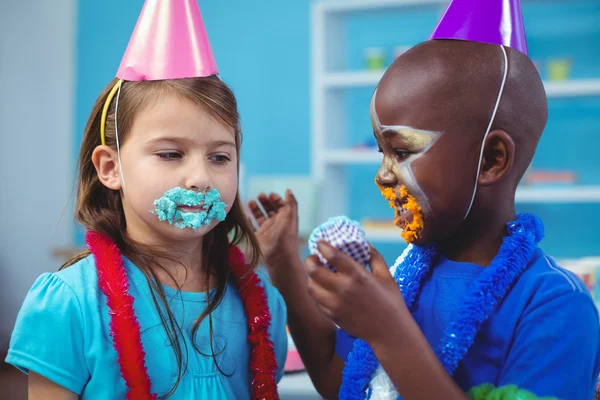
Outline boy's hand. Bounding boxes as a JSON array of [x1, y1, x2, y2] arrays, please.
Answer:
[[248, 190, 299, 267], [305, 241, 408, 345]]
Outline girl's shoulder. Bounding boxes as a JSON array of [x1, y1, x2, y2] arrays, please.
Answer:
[[50, 254, 100, 298], [29, 255, 99, 300], [15, 254, 103, 323], [6, 256, 99, 394]]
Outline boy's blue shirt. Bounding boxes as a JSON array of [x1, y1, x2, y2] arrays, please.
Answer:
[[336, 248, 600, 399]]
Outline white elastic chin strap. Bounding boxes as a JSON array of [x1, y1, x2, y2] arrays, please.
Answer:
[[463, 45, 509, 220], [114, 80, 127, 194]]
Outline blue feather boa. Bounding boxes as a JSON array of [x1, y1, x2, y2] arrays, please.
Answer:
[[339, 213, 545, 400]]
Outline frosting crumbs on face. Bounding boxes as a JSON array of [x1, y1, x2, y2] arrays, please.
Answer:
[[377, 180, 424, 243]]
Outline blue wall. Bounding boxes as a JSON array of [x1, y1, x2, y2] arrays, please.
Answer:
[[76, 0, 311, 175], [76, 1, 600, 260], [75, 0, 312, 244]]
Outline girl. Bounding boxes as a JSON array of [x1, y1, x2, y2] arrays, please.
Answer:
[[6, 2, 287, 399]]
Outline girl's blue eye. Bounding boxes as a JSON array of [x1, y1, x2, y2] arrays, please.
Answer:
[[210, 154, 230, 164], [157, 152, 182, 160]]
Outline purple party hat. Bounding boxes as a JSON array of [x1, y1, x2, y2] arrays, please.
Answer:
[[429, 0, 528, 55]]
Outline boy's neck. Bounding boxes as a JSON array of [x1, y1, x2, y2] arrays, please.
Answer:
[[437, 206, 516, 267]]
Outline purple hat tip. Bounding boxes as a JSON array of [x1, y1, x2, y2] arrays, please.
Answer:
[[429, 0, 528, 56]]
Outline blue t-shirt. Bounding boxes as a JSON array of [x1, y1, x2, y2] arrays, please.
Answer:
[[6, 255, 288, 399], [336, 248, 600, 399]]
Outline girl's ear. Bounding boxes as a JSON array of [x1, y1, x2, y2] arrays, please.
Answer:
[[92, 145, 122, 190]]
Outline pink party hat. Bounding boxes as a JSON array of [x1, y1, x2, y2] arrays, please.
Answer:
[[429, 0, 528, 56], [116, 0, 218, 81]]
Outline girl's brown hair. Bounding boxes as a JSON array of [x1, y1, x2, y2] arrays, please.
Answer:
[[63, 76, 261, 397]]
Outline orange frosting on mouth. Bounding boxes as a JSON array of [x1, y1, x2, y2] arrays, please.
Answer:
[[376, 180, 424, 243], [398, 186, 423, 242]]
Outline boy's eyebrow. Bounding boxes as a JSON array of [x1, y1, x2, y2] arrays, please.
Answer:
[[378, 127, 440, 150], [370, 89, 440, 150], [381, 127, 437, 138]]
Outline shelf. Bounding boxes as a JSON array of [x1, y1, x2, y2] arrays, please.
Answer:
[[322, 71, 382, 88], [325, 148, 382, 164], [515, 186, 600, 203], [316, 0, 446, 13], [325, 149, 600, 203], [52, 247, 87, 261], [546, 80, 600, 97], [366, 225, 600, 272], [364, 226, 404, 242], [312, 0, 600, 254], [322, 71, 600, 97], [322, 71, 383, 88]]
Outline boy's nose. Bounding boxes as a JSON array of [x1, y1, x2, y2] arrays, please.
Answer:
[[376, 166, 398, 188]]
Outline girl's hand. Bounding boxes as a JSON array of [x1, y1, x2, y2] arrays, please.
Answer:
[[248, 190, 299, 267]]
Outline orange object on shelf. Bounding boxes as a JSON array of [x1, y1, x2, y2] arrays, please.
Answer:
[[361, 219, 396, 229], [524, 170, 577, 185]]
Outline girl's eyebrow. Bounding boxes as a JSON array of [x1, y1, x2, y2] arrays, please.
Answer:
[[145, 137, 236, 149]]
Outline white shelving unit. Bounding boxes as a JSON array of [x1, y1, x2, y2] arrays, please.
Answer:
[[364, 226, 405, 243], [311, 0, 600, 236], [362, 184, 600, 242], [323, 70, 600, 97]]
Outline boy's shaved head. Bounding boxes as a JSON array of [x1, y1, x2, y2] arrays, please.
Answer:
[[373, 40, 548, 244], [376, 39, 547, 179]]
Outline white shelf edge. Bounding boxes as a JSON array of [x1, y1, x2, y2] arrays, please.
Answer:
[[322, 71, 600, 97], [323, 71, 383, 88], [326, 149, 382, 164], [323, 71, 383, 87], [316, 0, 446, 13], [366, 225, 600, 266], [364, 227, 405, 242], [544, 80, 600, 97], [515, 186, 600, 203], [326, 149, 600, 203]]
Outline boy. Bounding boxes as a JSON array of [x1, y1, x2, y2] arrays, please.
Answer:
[[249, 0, 600, 398]]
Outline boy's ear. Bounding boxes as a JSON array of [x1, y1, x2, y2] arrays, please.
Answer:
[[478, 129, 514, 186], [91, 145, 122, 190]]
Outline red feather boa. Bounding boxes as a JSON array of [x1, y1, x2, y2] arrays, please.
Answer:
[[86, 230, 279, 399]]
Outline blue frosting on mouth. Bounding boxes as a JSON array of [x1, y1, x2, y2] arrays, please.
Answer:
[[152, 187, 227, 230]]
